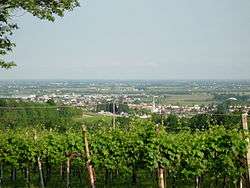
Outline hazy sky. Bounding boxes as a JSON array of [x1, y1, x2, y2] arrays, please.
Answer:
[[1, 0, 250, 80]]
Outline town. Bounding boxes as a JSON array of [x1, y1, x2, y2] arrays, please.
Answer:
[[1, 79, 250, 117]]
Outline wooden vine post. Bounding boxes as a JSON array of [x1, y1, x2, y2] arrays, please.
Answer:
[[60, 164, 63, 177], [156, 126, 165, 188], [195, 176, 201, 188], [242, 112, 250, 188], [66, 158, 70, 188], [65, 152, 80, 188], [25, 167, 30, 184], [158, 166, 165, 188], [34, 131, 45, 188], [81, 125, 96, 188]]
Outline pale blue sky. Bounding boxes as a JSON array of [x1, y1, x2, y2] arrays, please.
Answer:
[[1, 0, 250, 79]]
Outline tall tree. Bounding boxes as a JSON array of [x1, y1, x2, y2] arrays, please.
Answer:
[[0, 0, 80, 69]]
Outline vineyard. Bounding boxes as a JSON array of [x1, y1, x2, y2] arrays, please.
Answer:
[[0, 100, 249, 187], [0, 120, 249, 188]]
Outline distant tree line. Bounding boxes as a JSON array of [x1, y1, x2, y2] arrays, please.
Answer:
[[96, 102, 130, 114], [151, 111, 243, 132], [0, 99, 81, 131]]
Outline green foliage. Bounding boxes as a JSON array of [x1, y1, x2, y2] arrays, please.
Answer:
[[132, 108, 151, 116], [151, 113, 162, 125], [164, 114, 180, 129], [116, 116, 131, 127], [96, 102, 131, 114], [0, 99, 81, 131], [159, 112, 242, 131], [0, 100, 248, 186], [189, 114, 212, 131], [0, 124, 247, 185]]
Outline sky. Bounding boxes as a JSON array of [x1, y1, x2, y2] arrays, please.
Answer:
[[1, 0, 250, 80]]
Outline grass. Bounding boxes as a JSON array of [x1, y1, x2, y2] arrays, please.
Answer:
[[158, 93, 215, 106], [74, 113, 113, 126]]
